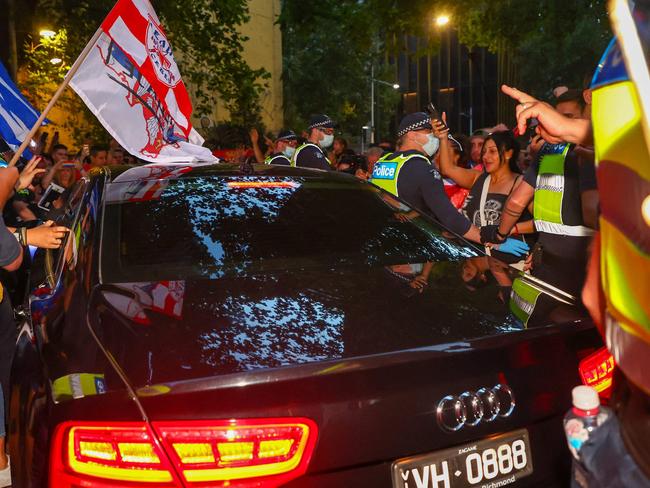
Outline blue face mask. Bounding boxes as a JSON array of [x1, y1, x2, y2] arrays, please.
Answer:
[[282, 145, 296, 158], [421, 133, 440, 157]]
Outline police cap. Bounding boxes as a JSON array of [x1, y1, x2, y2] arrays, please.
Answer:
[[307, 114, 336, 130], [276, 129, 298, 141], [397, 112, 433, 137]]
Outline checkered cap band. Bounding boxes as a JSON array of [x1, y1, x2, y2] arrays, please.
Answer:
[[307, 115, 335, 130], [397, 113, 433, 137]]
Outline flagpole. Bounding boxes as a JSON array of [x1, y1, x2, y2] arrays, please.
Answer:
[[8, 26, 103, 167]]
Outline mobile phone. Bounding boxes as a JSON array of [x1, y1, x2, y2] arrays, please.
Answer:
[[38, 183, 66, 211], [427, 102, 448, 130]]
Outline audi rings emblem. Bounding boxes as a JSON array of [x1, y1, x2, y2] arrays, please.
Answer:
[[436, 384, 516, 432]]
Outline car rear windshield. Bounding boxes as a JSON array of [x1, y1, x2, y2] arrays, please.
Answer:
[[101, 175, 478, 283]]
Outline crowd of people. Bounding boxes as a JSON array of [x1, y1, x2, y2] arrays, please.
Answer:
[[0, 65, 642, 487]]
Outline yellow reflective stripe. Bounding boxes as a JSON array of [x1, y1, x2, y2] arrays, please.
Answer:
[[593, 81, 650, 181], [600, 219, 650, 339]]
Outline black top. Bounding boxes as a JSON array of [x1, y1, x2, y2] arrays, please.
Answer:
[[295, 144, 331, 171], [463, 173, 526, 226], [462, 172, 535, 263], [266, 153, 291, 166], [0, 217, 20, 267], [395, 150, 472, 236]]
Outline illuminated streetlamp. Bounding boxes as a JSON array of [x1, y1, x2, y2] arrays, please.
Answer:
[[39, 29, 56, 38], [435, 15, 450, 27], [50, 57, 62, 65]]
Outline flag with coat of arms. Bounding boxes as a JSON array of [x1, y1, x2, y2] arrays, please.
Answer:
[[70, 0, 215, 163]]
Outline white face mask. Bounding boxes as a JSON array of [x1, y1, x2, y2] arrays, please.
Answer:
[[319, 133, 334, 149], [419, 133, 440, 157], [282, 145, 296, 158]]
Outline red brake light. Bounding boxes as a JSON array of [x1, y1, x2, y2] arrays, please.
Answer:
[[50, 418, 317, 487], [154, 418, 317, 486], [226, 181, 299, 189], [579, 346, 615, 397], [50, 421, 177, 487]]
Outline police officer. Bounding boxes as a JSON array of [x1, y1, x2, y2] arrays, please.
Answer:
[[264, 130, 298, 166], [499, 5, 650, 480], [291, 114, 335, 170], [481, 97, 597, 300], [369, 112, 529, 256]]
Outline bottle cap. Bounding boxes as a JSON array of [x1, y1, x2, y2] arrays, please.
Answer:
[[572, 385, 600, 411]]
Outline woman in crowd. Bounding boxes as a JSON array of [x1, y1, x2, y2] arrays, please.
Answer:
[[328, 137, 348, 169], [436, 125, 535, 263]]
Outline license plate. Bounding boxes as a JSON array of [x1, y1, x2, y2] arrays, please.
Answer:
[[392, 429, 533, 488]]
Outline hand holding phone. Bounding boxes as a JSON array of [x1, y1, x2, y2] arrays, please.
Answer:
[[427, 103, 448, 130], [38, 182, 66, 211]]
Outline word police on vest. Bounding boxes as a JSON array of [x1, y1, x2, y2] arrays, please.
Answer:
[[372, 162, 398, 179]]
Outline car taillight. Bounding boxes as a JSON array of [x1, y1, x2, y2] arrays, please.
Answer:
[[50, 418, 317, 487], [579, 346, 615, 398], [154, 418, 317, 486], [50, 422, 177, 487]]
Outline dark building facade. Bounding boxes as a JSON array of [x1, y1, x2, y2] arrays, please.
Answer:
[[382, 30, 517, 141]]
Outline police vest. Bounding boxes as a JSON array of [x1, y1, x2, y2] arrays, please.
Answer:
[[265, 153, 290, 165], [509, 277, 542, 327], [290, 143, 330, 168], [369, 152, 429, 197], [533, 143, 595, 237], [591, 37, 650, 393]]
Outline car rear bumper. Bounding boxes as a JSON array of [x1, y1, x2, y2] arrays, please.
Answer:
[[285, 414, 571, 487]]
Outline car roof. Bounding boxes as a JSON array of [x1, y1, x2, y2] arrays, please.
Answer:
[[102, 163, 340, 184]]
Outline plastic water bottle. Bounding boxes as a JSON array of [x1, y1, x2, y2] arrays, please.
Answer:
[[563, 385, 612, 461]]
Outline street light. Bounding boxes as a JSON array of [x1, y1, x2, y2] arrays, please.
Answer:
[[50, 57, 62, 65], [39, 29, 56, 38], [435, 15, 450, 27], [370, 65, 400, 144]]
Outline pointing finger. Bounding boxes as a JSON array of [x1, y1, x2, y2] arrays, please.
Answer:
[[501, 84, 538, 105]]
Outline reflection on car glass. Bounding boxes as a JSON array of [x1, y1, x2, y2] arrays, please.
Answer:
[[102, 176, 478, 283]]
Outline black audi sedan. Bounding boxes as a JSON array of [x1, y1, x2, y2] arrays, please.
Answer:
[[8, 163, 604, 487]]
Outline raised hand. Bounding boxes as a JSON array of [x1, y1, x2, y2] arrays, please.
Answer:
[[501, 85, 592, 145], [16, 156, 46, 191]]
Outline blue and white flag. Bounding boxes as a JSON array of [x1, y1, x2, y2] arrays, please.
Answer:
[[0, 60, 44, 158]]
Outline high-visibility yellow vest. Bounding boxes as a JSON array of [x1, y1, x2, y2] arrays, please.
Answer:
[[533, 143, 595, 237], [265, 154, 290, 165], [509, 277, 543, 327], [290, 143, 331, 168], [591, 37, 650, 393], [369, 152, 428, 197]]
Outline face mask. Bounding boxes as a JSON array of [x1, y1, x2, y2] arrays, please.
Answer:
[[320, 133, 334, 149], [420, 133, 440, 157], [282, 145, 296, 158]]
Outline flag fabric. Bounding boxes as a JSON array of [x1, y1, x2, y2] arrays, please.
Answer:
[[103, 281, 185, 325], [70, 0, 215, 164], [105, 164, 194, 203], [0, 60, 43, 158]]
